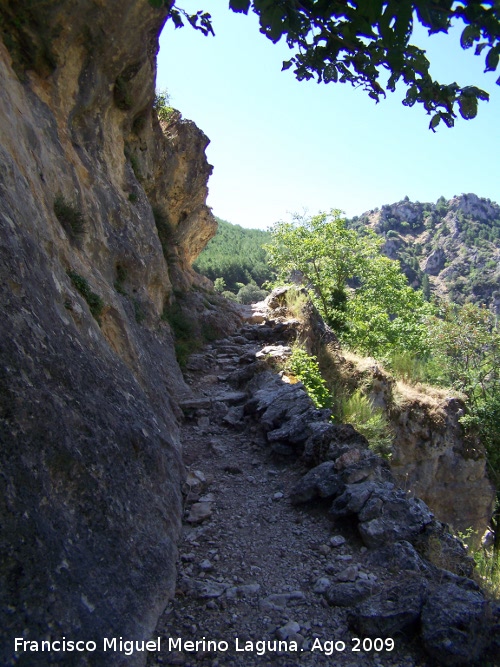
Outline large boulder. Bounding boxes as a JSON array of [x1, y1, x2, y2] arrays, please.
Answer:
[[349, 578, 427, 637], [421, 583, 489, 666], [358, 490, 434, 548], [290, 462, 345, 504]]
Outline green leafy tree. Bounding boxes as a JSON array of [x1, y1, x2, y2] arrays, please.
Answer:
[[427, 301, 500, 401], [266, 210, 431, 356], [154, 89, 175, 122], [266, 210, 372, 328], [152, 0, 500, 129], [149, 1, 214, 34], [213, 277, 226, 293], [236, 283, 268, 304], [421, 273, 431, 301], [344, 254, 433, 356]]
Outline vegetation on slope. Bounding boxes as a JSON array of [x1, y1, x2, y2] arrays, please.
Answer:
[[193, 217, 274, 294], [349, 194, 500, 311], [266, 210, 433, 357]]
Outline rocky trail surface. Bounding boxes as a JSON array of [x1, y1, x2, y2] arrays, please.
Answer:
[[147, 301, 499, 667]]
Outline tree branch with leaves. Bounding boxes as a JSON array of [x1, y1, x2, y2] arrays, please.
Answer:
[[152, 0, 500, 129], [265, 210, 432, 355]]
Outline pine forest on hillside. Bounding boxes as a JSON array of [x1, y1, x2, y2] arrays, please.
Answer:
[[193, 218, 273, 293]]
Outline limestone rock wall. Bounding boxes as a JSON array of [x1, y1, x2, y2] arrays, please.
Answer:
[[0, 1, 217, 664], [337, 354, 495, 538], [389, 383, 495, 537]]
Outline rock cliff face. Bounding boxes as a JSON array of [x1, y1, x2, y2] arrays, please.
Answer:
[[331, 352, 495, 538], [0, 1, 219, 664], [390, 382, 495, 536]]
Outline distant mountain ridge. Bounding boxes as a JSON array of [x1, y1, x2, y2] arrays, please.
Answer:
[[349, 193, 500, 313]]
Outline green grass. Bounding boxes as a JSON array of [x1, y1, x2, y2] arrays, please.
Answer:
[[458, 528, 500, 599], [54, 194, 85, 241], [387, 350, 426, 383], [473, 547, 500, 599], [284, 346, 332, 410], [285, 287, 308, 318], [67, 271, 104, 324], [162, 301, 199, 367], [386, 349, 455, 388], [342, 389, 393, 458]]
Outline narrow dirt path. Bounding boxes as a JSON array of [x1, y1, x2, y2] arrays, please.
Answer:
[[148, 313, 430, 667]]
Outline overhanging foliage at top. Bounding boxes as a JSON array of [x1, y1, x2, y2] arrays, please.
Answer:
[[151, 0, 500, 130]]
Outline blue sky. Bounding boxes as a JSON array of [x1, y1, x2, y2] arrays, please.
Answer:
[[157, 5, 500, 229]]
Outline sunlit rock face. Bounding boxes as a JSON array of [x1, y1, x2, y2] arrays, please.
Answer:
[[389, 387, 495, 537], [0, 1, 217, 664], [359, 194, 500, 309], [339, 355, 494, 539]]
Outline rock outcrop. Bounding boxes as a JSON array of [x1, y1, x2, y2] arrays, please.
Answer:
[[324, 350, 495, 538], [390, 383, 495, 535], [0, 1, 224, 665], [355, 194, 500, 310]]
